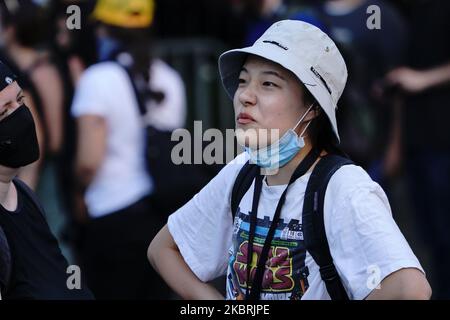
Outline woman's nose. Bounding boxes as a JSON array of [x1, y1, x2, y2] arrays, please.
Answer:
[[237, 83, 257, 107]]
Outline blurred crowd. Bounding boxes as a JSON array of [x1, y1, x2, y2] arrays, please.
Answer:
[[1, 0, 449, 299]]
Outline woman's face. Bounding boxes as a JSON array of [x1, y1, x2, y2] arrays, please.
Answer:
[[0, 82, 25, 122], [234, 55, 309, 148]]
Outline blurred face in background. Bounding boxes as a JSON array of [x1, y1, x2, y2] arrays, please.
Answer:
[[0, 0, 47, 48]]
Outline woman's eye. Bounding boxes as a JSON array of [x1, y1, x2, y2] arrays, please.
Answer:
[[263, 81, 277, 87], [238, 78, 246, 84]]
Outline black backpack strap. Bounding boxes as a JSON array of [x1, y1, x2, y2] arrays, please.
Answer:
[[117, 62, 147, 115], [230, 161, 259, 221], [13, 178, 46, 218], [302, 154, 353, 300]]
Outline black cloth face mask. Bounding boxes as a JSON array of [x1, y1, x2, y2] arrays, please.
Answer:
[[0, 105, 40, 168]]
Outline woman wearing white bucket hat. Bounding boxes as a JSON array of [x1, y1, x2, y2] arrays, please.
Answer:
[[148, 20, 431, 300]]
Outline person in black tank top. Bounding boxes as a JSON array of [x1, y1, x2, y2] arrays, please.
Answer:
[[0, 59, 93, 300]]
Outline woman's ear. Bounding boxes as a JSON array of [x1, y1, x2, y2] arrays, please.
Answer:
[[314, 104, 322, 117], [310, 103, 317, 112], [303, 103, 321, 122]]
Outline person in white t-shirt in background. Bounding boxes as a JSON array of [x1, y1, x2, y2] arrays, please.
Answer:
[[148, 20, 431, 300], [71, 0, 185, 299]]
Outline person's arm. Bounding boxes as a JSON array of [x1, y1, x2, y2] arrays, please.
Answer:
[[148, 225, 224, 300], [386, 62, 450, 94], [382, 94, 403, 179], [0, 226, 11, 300], [74, 115, 107, 190], [30, 63, 65, 155], [365, 268, 431, 300], [147, 154, 247, 300], [325, 167, 431, 300]]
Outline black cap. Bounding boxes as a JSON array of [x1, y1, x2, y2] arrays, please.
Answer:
[[0, 60, 18, 92]]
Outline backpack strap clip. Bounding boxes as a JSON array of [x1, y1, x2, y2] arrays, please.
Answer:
[[319, 263, 340, 282]]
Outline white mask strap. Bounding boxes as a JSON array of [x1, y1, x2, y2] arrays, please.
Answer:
[[293, 103, 315, 131], [299, 119, 312, 138]]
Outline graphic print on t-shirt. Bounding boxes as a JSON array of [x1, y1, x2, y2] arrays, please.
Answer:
[[227, 207, 310, 300]]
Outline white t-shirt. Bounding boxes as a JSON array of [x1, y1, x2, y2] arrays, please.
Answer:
[[168, 152, 424, 300], [72, 59, 186, 217]]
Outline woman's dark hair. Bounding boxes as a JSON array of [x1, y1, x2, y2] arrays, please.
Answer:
[[105, 24, 165, 105], [302, 85, 348, 157], [0, 0, 48, 48]]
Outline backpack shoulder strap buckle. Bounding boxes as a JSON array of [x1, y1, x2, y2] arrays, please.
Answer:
[[319, 263, 340, 282]]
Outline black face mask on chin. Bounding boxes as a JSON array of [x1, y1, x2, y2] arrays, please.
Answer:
[[0, 105, 40, 168]]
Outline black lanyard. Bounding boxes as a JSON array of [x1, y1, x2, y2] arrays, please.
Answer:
[[245, 148, 320, 300]]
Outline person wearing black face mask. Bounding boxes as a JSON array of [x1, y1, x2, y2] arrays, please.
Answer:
[[0, 60, 94, 300]]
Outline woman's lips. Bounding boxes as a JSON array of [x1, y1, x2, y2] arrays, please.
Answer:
[[237, 113, 255, 124]]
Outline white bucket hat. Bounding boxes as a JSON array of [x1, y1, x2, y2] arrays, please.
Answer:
[[218, 20, 348, 141]]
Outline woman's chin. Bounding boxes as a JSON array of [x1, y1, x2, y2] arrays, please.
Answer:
[[235, 131, 276, 150], [235, 127, 257, 149]]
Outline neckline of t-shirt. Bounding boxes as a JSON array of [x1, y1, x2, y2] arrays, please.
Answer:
[[262, 171, 312, 196], [0, 181, 24, 214]]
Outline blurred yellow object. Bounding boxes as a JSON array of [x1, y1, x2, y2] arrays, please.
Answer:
[[92, 0, 154, 28]]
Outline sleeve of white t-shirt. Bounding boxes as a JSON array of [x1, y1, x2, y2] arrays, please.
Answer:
[[71, 64, 112, 118], [167, 153, 248, 282], [324, 165, 424, 300]]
